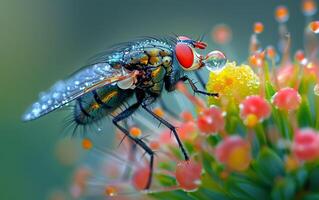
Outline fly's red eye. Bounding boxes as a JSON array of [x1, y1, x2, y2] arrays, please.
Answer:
[[175, 43, 194, 68]]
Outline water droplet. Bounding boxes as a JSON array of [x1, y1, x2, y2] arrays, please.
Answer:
[[97, 127, 102, 132], [204, 50, 227, 72]]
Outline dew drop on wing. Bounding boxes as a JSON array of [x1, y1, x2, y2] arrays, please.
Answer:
[[204, 50, 227, 72]]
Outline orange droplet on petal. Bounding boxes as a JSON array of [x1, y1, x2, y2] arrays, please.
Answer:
[[249, 54, 263, 67], [130, 127, 142, 138], [149, 140, 160, 150], [104, 185, 117, 197], [295, 50, 307, 64], [180, 111, 194, 122], [303, 0, 317, 16], [309, 21, 319, 34], [275, 5, 289, 23], [266, 46, 276, 59], [153, 107, 165, 118], [82, 138, 93, 150], [254, 22, 264, 34]]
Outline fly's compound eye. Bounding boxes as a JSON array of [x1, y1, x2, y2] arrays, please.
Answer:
[[175, 43, 194, 69]]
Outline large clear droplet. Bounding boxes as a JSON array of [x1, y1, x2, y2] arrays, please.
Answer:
[[204, 50, 227, 72]]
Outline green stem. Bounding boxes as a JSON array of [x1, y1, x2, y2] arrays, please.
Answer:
[[254, 123, 267, 146], [281, 111, 293, 140], [315, 96, 319, 129]]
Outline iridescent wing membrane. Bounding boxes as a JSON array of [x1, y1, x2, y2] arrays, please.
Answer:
[[22, 38, 174, 121], [22, 62, 132, 121]]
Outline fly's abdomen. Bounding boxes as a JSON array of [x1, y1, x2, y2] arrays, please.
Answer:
[[74, 85, 133, 125]]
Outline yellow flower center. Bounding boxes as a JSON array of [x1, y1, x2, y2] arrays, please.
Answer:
[[227, 146, 250, 171], [207, 62, 260, 106], [245, 114, 259, 128]]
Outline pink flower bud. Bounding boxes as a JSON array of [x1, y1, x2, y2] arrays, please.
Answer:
[[176, 160, 202, 191], [272, 87, 302, 111], [177, 121, 197, 141], [132, 166, 150, 190], [292, 128, 319, 161], [216, 136, 251, 171], [240, 95, 271, 127], [197, 106, 225, 134]]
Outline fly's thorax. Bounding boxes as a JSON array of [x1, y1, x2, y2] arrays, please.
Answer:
[[123, 45, 173, 69], [164, 58, 184, 92]]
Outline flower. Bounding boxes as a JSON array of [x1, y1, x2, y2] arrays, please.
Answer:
[[177, 121, 197, 141], [276, 64, 297, 87], [292, 128, 319, 161], [272, 87, 302, 111], [215, 136, 251, 171], [180, 111, 194, 122], [70, 167, 91, 198], [207, 62, 260, 106], [240, 95, 271, 127], [176, 160, 202, 191], [197, 106, 225, 134], [132, 166, 150, 190]]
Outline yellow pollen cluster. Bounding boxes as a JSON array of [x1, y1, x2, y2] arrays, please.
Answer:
[[206, 62, 260, 106], [244, 114, 259, 128]]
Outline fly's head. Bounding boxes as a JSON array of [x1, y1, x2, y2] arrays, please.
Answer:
[[175, 36, 227, 72], [174, 36, 207, 71]]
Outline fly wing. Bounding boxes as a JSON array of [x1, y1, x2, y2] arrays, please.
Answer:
[[22, 62, 132, 121]]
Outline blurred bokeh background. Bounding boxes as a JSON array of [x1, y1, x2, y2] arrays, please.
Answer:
[[0, 0, 313, 199]]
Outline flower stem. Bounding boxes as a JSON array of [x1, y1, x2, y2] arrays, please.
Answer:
[[254, 123, 267, 146]]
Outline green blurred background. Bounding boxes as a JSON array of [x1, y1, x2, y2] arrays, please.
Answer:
[[0, 0, 311, 199]]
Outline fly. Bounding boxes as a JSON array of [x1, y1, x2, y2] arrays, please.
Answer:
[[22, 36, 226, 189]]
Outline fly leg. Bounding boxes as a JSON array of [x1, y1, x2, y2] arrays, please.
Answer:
[[181, 75, 219, 97], [121, 121, 137, 181], [141, 103, 189, 161], [194, 71, 206, 89], [113, 102, 154, 189]]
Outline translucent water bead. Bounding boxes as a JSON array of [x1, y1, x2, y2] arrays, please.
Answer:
[[203, 50, 227, 72]]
